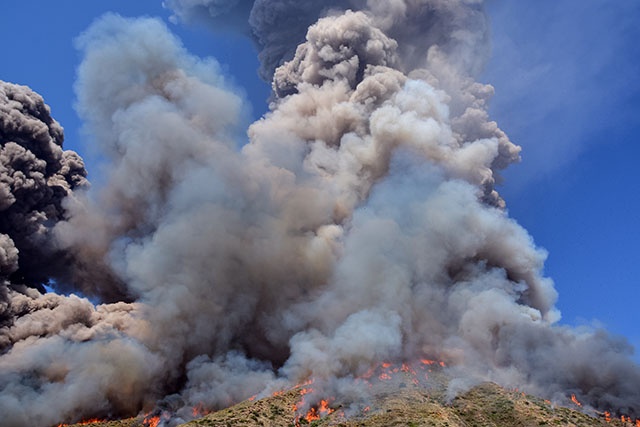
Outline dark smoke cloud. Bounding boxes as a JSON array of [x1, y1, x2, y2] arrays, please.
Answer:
[[0, 80, 91, 349], [164, 0, 344, 79], [0, 81, 88, 287], [1, 1, 639, 426], [165, 0, 492, 82]]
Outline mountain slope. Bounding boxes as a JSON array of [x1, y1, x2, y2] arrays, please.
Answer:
[[61, 382, 627, 427], [181, 382, 614, 427]]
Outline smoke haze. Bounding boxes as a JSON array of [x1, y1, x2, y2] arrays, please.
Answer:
[[0, 1, 638, 426]]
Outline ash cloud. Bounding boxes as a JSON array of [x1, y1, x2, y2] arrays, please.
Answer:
[[1, 1, 639, 426]]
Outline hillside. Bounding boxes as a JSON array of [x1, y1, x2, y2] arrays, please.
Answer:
[[60, 381, 630, 427]]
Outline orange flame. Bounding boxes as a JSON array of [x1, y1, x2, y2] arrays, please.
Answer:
[[304, 407, 320, 422], [302, 399, 334, 423], [191, 404, 210, 418], [420, 359, 446, 367], [293, 379, 314, 388], [604, 411, 611, 422], [319, 400, 333, 413], [143, 415, 161, 427], [570, 394, 582, 407], [378, 372, 392, 381], [142, 411, 172, 427]]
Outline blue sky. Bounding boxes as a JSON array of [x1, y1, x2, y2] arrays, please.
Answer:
[[2, 1, 638, 355]]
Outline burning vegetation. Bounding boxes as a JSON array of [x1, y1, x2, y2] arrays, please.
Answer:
[[51, 377, 640, 427]]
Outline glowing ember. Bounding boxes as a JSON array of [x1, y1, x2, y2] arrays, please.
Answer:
[[570, 394, 582, 407], [420, 359, 446, 367], [379, 372, 392, 380]]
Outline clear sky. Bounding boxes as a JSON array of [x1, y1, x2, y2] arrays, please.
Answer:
[[2, 1, 638, 356]]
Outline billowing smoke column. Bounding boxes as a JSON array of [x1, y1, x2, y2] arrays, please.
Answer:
[[0, 1, 639, 426]]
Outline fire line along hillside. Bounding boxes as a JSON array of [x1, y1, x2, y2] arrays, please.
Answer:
[[55, 361, 634, 427], [56, 382, 626, 427]]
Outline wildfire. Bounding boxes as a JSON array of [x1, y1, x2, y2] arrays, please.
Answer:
[[570, 394, 582, 407], [420, 359, 446, 367], [191, 404, 210, 418], [613, 414, 640, 426], [294, 398, 336, 426], [290, 359, 447, 425], [371, 359, 447, 388], [378, 372, 392, 380], [291, 379, 336, 426], [143, 416, 160, 427]]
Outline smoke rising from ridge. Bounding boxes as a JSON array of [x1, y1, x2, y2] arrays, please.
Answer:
[[0, 1, 639, 426]]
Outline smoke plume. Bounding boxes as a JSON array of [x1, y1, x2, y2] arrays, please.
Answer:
[[0, 1, 639, 426]]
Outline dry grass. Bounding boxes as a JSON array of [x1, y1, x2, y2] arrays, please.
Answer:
[[62, 382, 623, 427]]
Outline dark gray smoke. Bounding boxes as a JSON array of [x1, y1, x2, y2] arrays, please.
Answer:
[[0, 80, 90, 348], [164, 0, 343, 79], [0, 81, 87, 288], [165, 0, 492, 82], [0, 2, 639, 426]]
